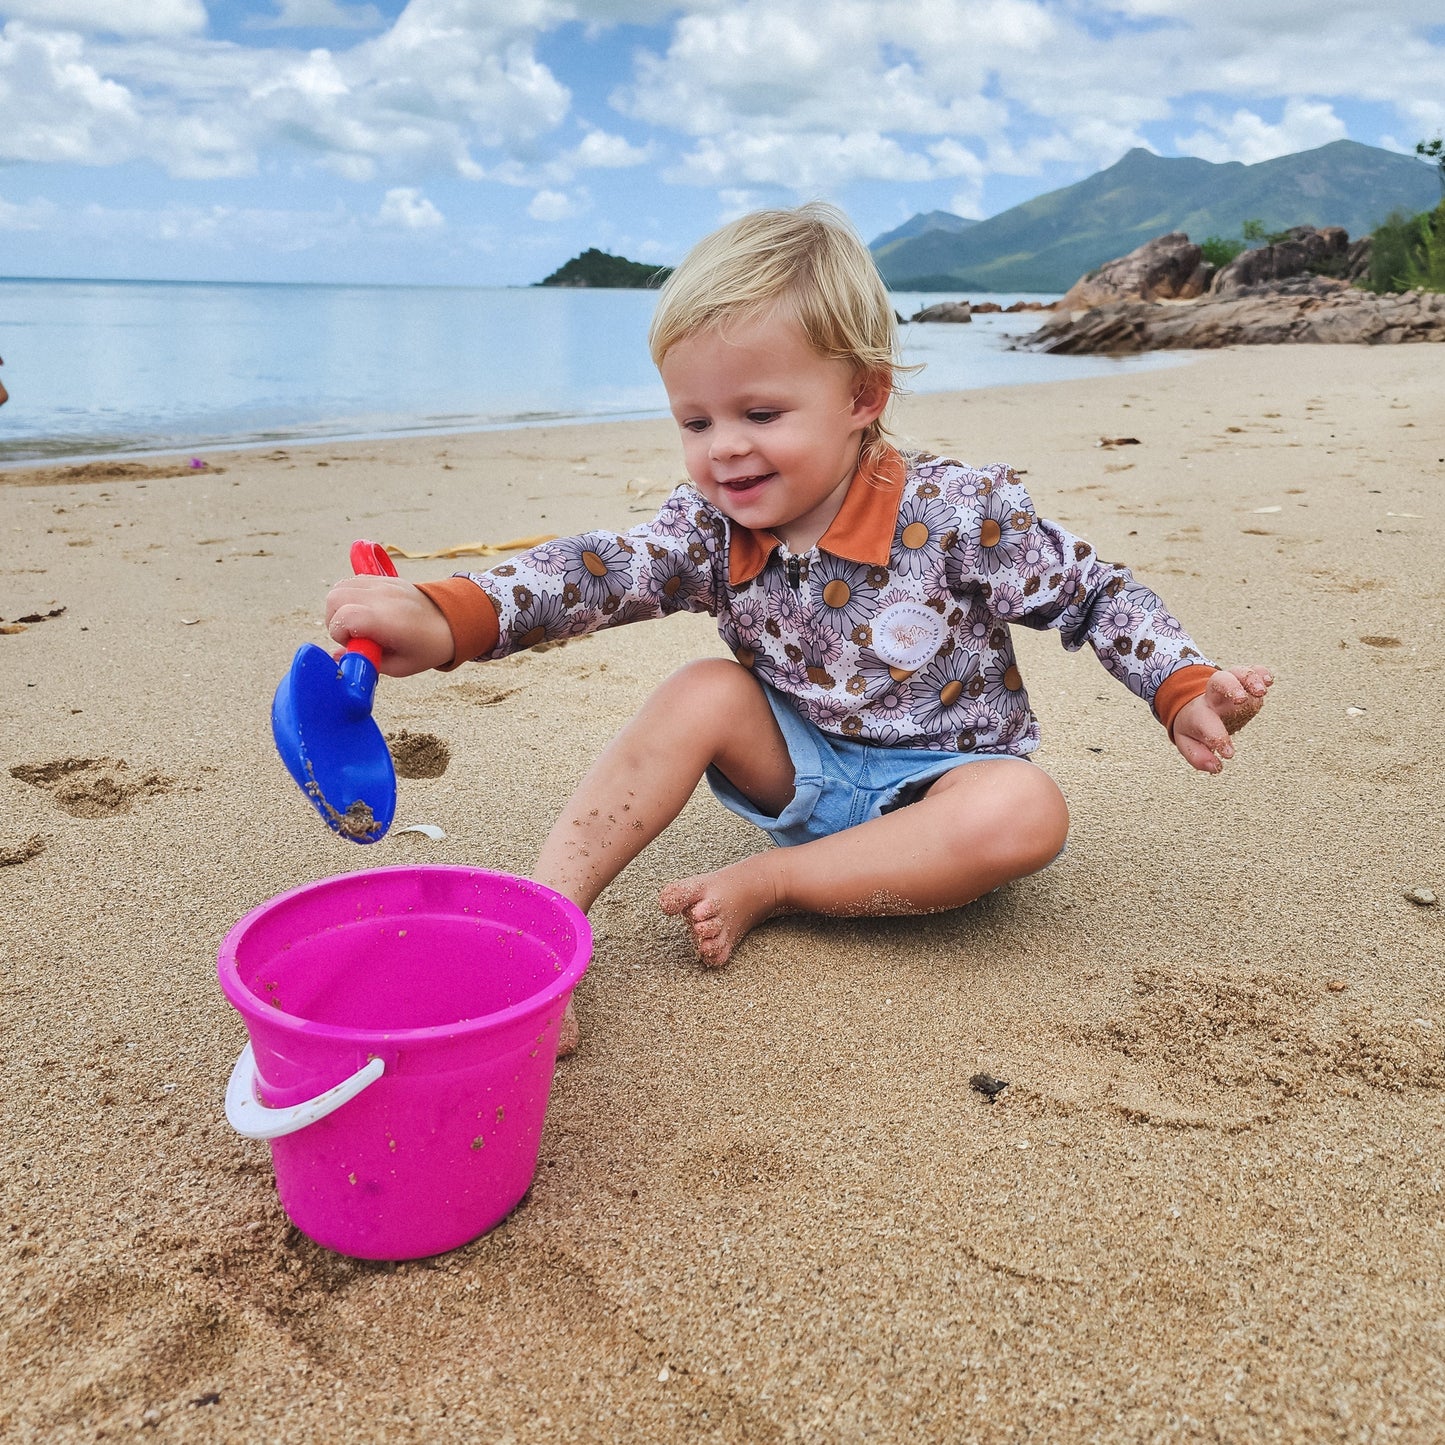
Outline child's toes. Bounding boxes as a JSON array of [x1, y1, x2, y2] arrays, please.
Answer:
[[692, 915, 725, 944], [660, 877, 705, 916]]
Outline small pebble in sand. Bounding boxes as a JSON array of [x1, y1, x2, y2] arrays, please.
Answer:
[[970, 1073, 1009, 1101], [1327, 979, 1348, 992], [1404, 887, 1437, 907]]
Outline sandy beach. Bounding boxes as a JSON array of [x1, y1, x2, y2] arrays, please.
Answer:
[[3, 343, 1443, 1442]]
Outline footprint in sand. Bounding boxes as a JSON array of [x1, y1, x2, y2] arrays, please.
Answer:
[[0, 833, 45, 866], [9, 757, 175, 818], [385, 731, 451, 779]]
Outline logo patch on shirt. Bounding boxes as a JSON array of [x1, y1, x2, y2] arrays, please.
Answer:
[[871, 601, 945, 672]]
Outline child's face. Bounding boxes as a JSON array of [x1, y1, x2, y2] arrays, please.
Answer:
[[659, 311, 887, 551]]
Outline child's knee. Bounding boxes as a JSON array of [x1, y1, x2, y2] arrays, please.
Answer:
[[657, 657, 758, 713], [949, 760, 1068, 874], [1009, 766, 1069, 869]]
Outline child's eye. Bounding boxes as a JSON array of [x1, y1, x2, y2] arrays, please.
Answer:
[[746, 409, 780, 424], [681, 418, 710, 433]]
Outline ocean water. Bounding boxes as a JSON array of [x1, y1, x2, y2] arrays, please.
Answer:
[[0, 278, 1184, 465]]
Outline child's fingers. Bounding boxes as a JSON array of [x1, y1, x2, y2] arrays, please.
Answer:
[[326, 602, 379, 649], [1175, 728, 1226, 774], [324, 575, 406, 640], [1208, 667, 1269, 734], [1236, 664, 1274, 695], [1176, 706, 1235, 771]]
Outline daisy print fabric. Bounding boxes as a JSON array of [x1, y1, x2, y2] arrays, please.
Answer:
[[458, 452, 1211, 756]]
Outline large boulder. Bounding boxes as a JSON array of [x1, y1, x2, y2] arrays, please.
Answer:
[[1020, 277, 1445, 354], [1057, 232, 1214, 310], [910, 301, 972, 323], [1210, 225, 1353, 295]]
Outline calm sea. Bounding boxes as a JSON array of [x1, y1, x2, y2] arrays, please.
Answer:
[[0, 278, 1182, 465]]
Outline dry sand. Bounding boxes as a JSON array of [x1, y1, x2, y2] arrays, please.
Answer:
[[2, 345, 1443, 1442]]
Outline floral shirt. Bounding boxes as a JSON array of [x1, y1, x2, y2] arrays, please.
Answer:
[[430, 449, 1214, 756]]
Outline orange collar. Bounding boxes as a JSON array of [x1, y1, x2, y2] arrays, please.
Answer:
[[726, 446, 907, 587]]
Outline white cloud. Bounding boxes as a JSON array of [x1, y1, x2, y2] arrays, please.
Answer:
[[0, 24, 141, 165], [247, 0, 387, 30], [668, 130, 936, 193], [527, 188, 578, 221], [12, 195, 361, 256], [0, 193, 57, 229], [0, 0, 1441, 246], [616, 0, 1445, 196], [569, 128, 649, 169], [378, 186, 444, 228], [0, 0, 205, 37], [0, 2, 576, 181], [1175, 99, 1349, 165]]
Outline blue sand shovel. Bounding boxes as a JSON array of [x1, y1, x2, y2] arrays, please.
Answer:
[[272, 540, 398, 843]]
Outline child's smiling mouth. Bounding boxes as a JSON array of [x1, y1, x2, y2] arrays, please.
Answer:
[[718, 473, 774, 495]]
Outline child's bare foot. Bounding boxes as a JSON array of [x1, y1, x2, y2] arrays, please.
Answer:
[[557, 997, 579, 1058], [659, 858, 782, 966]]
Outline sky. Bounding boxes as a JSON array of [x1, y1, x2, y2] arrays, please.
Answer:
[[0, 0, 1441, 286]]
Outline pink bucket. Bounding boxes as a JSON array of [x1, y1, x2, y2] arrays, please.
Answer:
[[217, 865, 591, 1260]]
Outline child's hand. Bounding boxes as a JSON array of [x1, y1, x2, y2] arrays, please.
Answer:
[[325, 575, 455, 676], [1171, 664, 1274, 774]]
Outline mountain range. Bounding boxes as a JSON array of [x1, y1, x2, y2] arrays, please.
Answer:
[[871, 140, 1442, 292]]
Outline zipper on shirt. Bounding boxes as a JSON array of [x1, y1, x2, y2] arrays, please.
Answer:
[[783, 552, 810, 590]]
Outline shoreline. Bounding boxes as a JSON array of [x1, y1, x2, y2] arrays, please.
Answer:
[[4, 343, 1444, 1442], [0, 339, 1193, 477], [0, 281, 1204, 471]]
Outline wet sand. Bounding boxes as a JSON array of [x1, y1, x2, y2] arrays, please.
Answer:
[[2, 344, 1443, 1442]]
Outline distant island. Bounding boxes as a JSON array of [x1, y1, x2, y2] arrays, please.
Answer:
[[537, 248, 673, 289]]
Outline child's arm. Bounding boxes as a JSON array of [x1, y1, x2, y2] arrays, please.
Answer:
[[325, 485, 726, 675], [1168, 663, 1274, 774], [325, 574, 456, 676], [947, 462, 1269, 762]]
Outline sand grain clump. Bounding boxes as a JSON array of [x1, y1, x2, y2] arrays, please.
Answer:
[[386, 729, 451, 778]]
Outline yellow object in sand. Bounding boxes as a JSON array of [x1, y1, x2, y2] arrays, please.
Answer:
[[383, 534, 558, 560]]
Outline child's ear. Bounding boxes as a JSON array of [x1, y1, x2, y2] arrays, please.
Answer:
[[850, 371, 891, 426]]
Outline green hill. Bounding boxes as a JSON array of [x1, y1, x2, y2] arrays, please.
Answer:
[[869, 210, 977, 250], [873, 141, 1442, 292], [537, 248, 672, 289]]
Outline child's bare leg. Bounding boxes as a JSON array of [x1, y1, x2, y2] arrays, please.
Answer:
[[531, 659, 797, 1052], [660, 758, 1068, 966]]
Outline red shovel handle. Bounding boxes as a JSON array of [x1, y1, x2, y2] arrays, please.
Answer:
[[350, 539, 398, 578], [345, 540, 398, 668]]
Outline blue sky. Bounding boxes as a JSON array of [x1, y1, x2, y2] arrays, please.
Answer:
[[0, 0, 1441, 285]]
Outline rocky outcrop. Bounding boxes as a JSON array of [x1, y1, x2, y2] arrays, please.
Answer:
[[1021, 276, 1445, 354], [1056, 232, 1214, 310], [908, 298, 1054, 320], [910, 301, 971, 322], [1210, 225, 1370, 294]]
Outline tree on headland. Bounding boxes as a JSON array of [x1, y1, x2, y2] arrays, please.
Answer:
[[1417, 137, 1445, 196], [1361, 200, 1445, 293], [537, 248, 673, 288]]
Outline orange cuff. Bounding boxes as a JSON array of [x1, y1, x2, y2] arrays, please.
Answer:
[[415, 577, 500, 672], [1153, 663, 1217, 738]]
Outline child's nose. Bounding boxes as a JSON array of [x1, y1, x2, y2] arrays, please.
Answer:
[[708, 422, 749, 461]]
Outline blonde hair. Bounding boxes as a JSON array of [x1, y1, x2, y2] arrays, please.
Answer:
[[649, 202, 913, 468]]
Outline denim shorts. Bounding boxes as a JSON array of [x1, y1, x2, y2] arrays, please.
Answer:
[[705, 683, 1021, 848]]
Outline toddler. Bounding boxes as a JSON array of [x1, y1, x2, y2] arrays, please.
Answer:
[[325, 203, 1272, 1054]]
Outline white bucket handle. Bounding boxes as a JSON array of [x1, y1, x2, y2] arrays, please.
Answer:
[[225, 1042, 385, 1141]]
